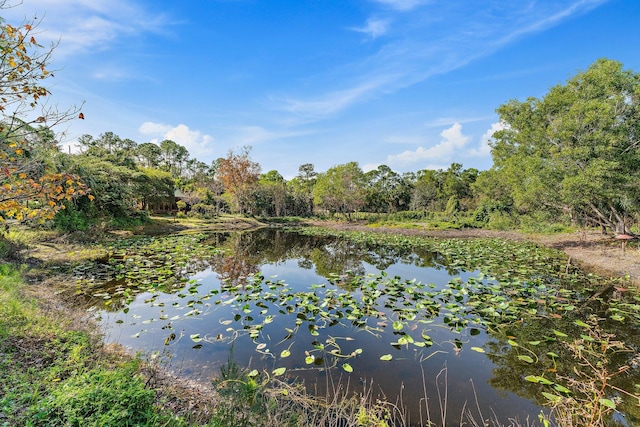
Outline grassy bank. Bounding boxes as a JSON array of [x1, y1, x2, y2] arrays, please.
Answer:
[[0, 260, 399, 426], [0, 263, 199, 426], [3, 218, 638, 426]]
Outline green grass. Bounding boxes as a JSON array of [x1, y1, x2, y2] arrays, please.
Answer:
[[0, 264, 190, 427]]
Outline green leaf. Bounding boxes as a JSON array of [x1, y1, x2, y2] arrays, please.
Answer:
[[342, 363, 353, 373], [280, 349, 291, 358], [553, 384, 571, 394], [599, 398, 616, 410], [393, 321, 403, 331], [525, 375, 553, 385], [574, 319, 590, 328], [541, 392, 563, 403], [380, 354, 393, 361], [248, 369, 259, 377], [189, 334, 202, 343], [517, 355, 534, 363], [272, 367, 286, 376], [552, 330, 568, 338], [305, 355, 315, 364], [470, 347, 485, 353]]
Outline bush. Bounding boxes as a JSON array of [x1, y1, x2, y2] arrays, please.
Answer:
[[187, 203, 218, 219], [53, 204, 92, 231], [111, 210, 149, 228], [485, 212, 517, 230]]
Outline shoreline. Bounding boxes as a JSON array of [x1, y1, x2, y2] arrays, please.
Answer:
[[5, 218, 638, 425]]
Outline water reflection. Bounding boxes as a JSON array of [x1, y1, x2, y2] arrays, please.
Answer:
[[74, 228, 640, 426]]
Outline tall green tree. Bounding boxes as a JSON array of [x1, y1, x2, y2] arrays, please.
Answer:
[[364, 165, 411, 213], [78, 132, 137, 167], [135, 142, 162, 168], [491, 59, 640, 233], [256, 170, 287, 216], [159, 139, 189, 176], [313, 162, 366, 219], [411, 169, 440, 211]]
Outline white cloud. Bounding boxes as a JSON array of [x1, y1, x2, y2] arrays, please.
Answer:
[[385, 122, 470, 168], [227, 126, 314, 147], [372, 0, 427, 11], [139, 122, 173, 135], [350, 18, 390, 39], [139, 122, 215, 160], [275, 74, 396, 119], [468, 122, 504, 157], [362, 162, 381, 172], [276, 1, 610, 122], [2, 0, 170, 57]]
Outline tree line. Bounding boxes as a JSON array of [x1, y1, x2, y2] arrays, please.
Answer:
[[41, 130, 491, 229], [1, 4, 639, 234]]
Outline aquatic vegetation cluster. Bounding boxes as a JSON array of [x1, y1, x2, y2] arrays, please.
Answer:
[[72, 228, 640, 423], [73, 233, 228, 306]]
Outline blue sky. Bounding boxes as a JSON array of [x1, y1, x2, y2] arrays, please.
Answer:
[[4, 0, 640, 178]]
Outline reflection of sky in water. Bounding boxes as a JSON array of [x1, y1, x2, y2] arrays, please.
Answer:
[[96, 247, 540, 425]]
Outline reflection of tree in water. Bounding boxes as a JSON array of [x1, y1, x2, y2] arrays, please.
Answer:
[[214, 229, 448, 287], [210, 254, 259, 290], [309, 242, 365, 281], [81, 228, 450, 311], [207, 229, 327, 288]]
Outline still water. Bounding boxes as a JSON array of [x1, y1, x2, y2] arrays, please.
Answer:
[[76, 228, 636, 425]]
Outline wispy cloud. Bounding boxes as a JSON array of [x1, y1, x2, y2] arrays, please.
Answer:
[[372, 0, 428, 12], [276, 75, 397, 119], [2, 0, 171, 57], [490, 0, 609, 48], [350, 18, 390, 39], [275, 1, 610, 122]]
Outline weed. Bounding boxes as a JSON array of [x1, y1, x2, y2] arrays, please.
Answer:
[[540, 316, 640, 426]]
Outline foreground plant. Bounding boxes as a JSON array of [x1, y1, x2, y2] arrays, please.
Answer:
[[539, 316, 640, 427]]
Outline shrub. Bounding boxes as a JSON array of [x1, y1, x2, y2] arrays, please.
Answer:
[[53, 204, 92, 231], [187, 203, 218, 219], [485, 212, 517, 230]]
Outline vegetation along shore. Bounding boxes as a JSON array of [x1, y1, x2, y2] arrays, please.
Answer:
[[3, 1, 640, 426]]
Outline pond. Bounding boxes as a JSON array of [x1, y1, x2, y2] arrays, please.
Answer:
[[73, 227, 640, 426]]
